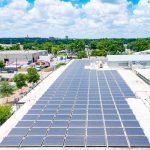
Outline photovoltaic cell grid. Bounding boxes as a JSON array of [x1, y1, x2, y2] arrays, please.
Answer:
[[0, 60, 150, 147]]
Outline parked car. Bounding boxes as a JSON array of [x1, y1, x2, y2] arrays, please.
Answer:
[[35, 65, 42, 71], [7, 70, 14, 73]]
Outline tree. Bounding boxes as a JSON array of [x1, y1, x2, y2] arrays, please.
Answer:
[[77, 51, 87, 59], [42, 42, 52, 53], [23, 42, 37, 50], [91, 50, 107, 56], [0, 60, 5, 72], [127, 39, 150, 52], [90, 41, 97, 49], [0, 104, 13, 125], [13, 73, 27, 89], [27, 68, 40, 84], [9, 44, 20, 50], [52, 47, 60, 55], [0, 81, 14, 98], [96, 39, 125, 54], [0, 45, 4, 51]]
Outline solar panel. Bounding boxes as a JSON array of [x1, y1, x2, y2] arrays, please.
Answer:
[[52, 121, 69, 127], [125, 128, 145, 136], [88, 121, 104, 127], [9, 128, 29, 136], [106, 128, 124, 135], [68, 128, 85, 135], [123, 121, 140, 127], [128, 136, 150, 147], [107, 136, 128, 146], [21, 136, 44, 146], [0, 60, 149, 147], [28, 128, 47, 135], [65, 136, 85, 146], [86, 136, 106, 146], [87, 128, 104, 136], [34, 121, 51, 127], [48, 128, 66, 135], [43, 136, 64, 146], [16, 121, 34, 127], [69, 121, 86, 127], [105, 121, 122, 127], [0, 136, 23, 147]]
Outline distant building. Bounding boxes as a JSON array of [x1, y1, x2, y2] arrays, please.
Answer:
[[107, 55, 150, 68], [134, 50, 150, 55], [0, 44, 14, 48], [65, 36, 69, 40], [123, 44, 132, 53], [39, 54, 53, 63], [58, 50, 68, 55], [58, 50, 74, 55], [85, 45, 91, 58], [49, 37, 56, 40], [0, 50, 48, 63]]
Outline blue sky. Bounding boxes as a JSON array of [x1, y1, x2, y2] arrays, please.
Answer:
[[130, 0, 139, 4], [25, 0, 140, 17], [0, 0, 149, 38], [0, 0, 140, 7], [27, 0, 140, 4], [65, 0, 136, 5], [26, 0, 140, 5]]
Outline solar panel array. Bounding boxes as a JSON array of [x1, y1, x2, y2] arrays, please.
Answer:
[[0, 60, 150, 147]]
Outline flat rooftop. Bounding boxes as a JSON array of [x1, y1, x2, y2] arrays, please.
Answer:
[[0, 59, 150, 149], [0, 50, 47, 55], [135, 69, 150, 80], [107, 55, 150, 62]]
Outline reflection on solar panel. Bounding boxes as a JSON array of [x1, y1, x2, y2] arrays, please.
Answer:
[[0, 60, 150, 147]]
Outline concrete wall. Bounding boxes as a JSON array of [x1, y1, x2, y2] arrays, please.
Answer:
[[38, 50, 48, 56], [107, 61, 129, 68], [0, 51, 48, 63], [0, 54, 33, 62], [107, 61, 150, 68]]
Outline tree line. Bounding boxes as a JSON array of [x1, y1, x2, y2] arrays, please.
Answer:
[[0, 38, 150, 56]]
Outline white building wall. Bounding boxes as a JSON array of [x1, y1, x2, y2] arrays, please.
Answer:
[[0, 51, 48, 63], [107, 61, 129, 68], [107, 61, 150, 68]]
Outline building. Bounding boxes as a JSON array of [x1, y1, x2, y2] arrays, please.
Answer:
[[0, 50, 48, 63], [107, 55, 150, 68], [134, 50, 150, 55], [58, 50, 68, 55], [0, 44, 15, 48], [65, 35, 68, 40], [39, 54, 53, 63], [49, 37, 56, 40], [0, 59, 150, 148], [123, 44, 132, 53]]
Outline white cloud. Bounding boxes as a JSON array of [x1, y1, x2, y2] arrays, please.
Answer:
[[0, 0, 149, 38], [134, 0, 150, 16], [128, 0, 150, 37]]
